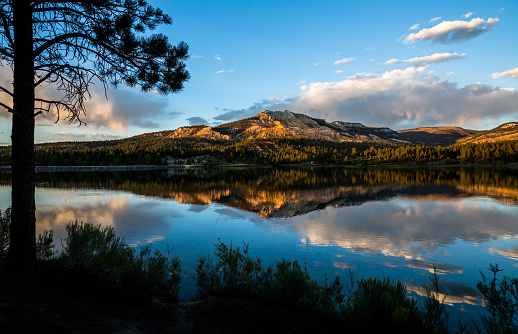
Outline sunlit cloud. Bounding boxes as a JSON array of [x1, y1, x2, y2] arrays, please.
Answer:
[[334, 57, 356, 65], [384, 52, 466, 66], [214, 65, 518, 130], [410, 23, 420, 30], [404, 17, 499, 44], [492, 67, 518, 79], [214, 55, 222, 61], [443, 71, 454, 76], [0, 66, 170, 132], [429, 16, 442, 23], [291, 67, 518, 129], [464, 12, 475, 18]]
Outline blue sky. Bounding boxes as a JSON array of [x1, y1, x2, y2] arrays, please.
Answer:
[[1, 0, 517, 144]]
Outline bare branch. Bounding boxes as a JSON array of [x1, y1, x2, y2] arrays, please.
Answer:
[[0, 101, 12, 112], [0, 85, 13, 97]]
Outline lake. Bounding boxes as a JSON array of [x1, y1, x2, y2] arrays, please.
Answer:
[[1, 166, 517, 324]]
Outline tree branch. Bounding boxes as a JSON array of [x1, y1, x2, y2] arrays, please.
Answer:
[[0, 85, 13, 97], [0, 101, 12, 112]]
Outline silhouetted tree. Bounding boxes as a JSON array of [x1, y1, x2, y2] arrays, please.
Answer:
[[0, 0, 189, 273]]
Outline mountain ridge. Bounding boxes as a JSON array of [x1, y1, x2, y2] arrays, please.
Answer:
[[145, 110, 517, 146]]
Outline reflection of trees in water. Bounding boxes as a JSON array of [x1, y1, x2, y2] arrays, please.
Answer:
[[0, 167, 517, 217]]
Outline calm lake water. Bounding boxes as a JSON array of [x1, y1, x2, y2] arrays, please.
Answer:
[[1, 167, 517, 324]]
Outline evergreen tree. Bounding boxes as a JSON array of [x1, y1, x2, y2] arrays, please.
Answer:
[[0, 0, 189, 273]]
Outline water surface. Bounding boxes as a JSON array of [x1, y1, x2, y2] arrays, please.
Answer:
[[1, 167, 517, 323]]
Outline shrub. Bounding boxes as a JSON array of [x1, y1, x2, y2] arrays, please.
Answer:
[[476, 263, 518, 333], [61, 221, 181, 300], [343, 277, 425, 333], [36, 229, 55, 260], [1, 208, 55, 264], [422, 267, 449, 333], [260, 258, 321, 308], [0, 208, 10, 263], [196, 239, 262, 297]]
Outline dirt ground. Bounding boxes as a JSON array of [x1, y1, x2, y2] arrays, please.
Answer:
[[0, 272, 337, 334]]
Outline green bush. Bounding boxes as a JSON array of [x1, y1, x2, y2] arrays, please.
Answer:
[[0, 208, 10, 263], [344, 277, 424, 333], [422, 268, 449, 334], [260, 258, 321, 307], [196, 239, 262, 297], [62, 221, 181, 300], [1, 208, 55, 264], [476, 263, 518, 333]]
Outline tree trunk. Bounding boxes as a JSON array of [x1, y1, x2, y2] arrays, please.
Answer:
[[6, 1, 36, 273]]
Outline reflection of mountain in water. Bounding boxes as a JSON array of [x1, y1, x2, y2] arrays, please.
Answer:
[[1, 167, 517, 218]]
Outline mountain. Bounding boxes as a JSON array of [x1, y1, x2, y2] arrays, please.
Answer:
[[167, 110, 410, 144], [396, 127, 480, 146], [456, 122, 518, 144], [155, 110, 516, 146]]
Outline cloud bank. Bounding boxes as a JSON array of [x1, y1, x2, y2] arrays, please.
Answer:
[[0, 67, 174, 132], [215, 66, 518, 130], [404, 17, 499, 44]]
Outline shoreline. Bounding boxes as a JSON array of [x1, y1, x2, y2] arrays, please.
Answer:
[[0, 161, 516, 173]]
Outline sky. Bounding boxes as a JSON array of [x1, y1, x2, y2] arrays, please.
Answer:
[[1, 0, 517, 144]]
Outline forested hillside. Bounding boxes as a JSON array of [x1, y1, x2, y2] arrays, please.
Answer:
[[1, 136, 517, 167]]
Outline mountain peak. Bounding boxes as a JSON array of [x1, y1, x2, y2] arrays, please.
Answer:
[[160, 109, 515, 146]]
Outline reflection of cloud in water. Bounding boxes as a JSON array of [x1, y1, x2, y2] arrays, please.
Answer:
[[36, 195, 175, 247], [489, 247, 518, 261], [283, 199, 518, 261], [188, 204, 208, 213], [333, 262, 357, 270], [380, 259, 463, 275], [407, 281, 483, 306], [214, 207, 268, 224]]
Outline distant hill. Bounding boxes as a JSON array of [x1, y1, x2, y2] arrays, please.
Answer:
[[143, 110, 516, 146], [456, 122, 518, 144], [397, 127, 480, 146]]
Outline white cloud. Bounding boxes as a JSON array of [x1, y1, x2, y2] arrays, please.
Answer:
[[189, 55, 203, 59], [443, 71, 454, 76], [334, 57, 356, 65], [35, 131, 121, 143], [404, 17, 499, 44], [492, 67, 518, 79], [314, 62, 320, 66], [384, 52, 466, 66], [288, 67, 518, 129], [215, 69, 234, 74], [214, 55, 222, 61], [464, 12, 475, 18], [334, 70, 345, 74], [429, 16, 442, 23], [410, 23, 420, 30], [211, 66, 518, 131]]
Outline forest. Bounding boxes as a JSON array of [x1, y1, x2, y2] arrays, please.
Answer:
[[0, 136, 517, 167]]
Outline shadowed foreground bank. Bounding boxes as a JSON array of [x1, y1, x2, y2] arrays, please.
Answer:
[[0, 272, 330, 334]]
